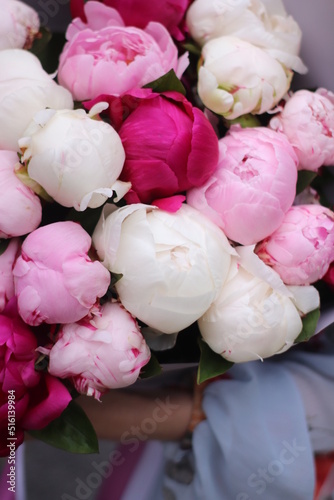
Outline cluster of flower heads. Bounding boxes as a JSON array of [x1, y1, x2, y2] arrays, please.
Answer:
[[0, 0, 333, 455]]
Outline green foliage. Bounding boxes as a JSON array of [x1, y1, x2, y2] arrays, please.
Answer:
[[139, 352, 162, 379], [295, 308, 320, 343], [28, 400, 99, 454], [197, 336, 233, 384], [225, 114, 262, 128], [28, 27, 52, 60], [296, 170, 317, 194], [144, 69, 186, 96], [66, 206, 104, 236], [182, 42, 201, 56]]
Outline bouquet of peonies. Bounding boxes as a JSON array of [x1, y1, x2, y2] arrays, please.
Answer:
[[0, 0, 333, 455]]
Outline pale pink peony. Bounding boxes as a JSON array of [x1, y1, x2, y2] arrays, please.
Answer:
[[0, 150, 42, 238], [269, 88, 334, 171], [187, 126, 298, 245], [256, 205, 334, 285], [13, 221, 111, 326], [0, 238, 20, 312], [58, 1, 189, 101], [47, 301, 151, 400]]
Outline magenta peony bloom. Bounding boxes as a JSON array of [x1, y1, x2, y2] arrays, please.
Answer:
[[48, 301, 151, 400], [323, 262, 334, 290], [93, 90, 219, 204], [0, 299, 72, 456], [269, 88, 334, 171], [256, 205, 334, 285], [0, 238, 20, 313], [13, 221, 111, 326], [187, 126, 298, 245], [0, 150, 42, 239], [70, 0, 191, 41], [58, 1, 189, 101]]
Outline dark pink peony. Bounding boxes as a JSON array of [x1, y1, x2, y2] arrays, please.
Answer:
[[323, 262, 334, 290], [0, 299, 72, 456], [86, 89, 219, 204], [70, 0, 191, 41]]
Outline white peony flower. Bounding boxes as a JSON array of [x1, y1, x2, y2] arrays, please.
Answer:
[[186, 0, 306, 73], [19, 104, 127, 211], [198, 245, 320, 363], [197, 36, 292, 119], [0, 49, 73, 151], [92, 203, 236, 334]]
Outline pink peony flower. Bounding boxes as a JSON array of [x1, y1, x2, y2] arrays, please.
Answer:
[[13, 221, 111, 326], [47, 301, 151, 400], [187, 126, 298, 245], [256, 205, 334, 285], [269, 88, 334, 171], [58, 1, 189, 101], [0, 238, 21, 312], [0, 150, 42, 238], [86, 89, 219, 204], [70, 0, 191, 41], [0, 299, 72, 456]]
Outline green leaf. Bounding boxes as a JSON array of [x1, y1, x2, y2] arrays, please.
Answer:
[[182, 42, 201, 56], [27, 400, 99, 454], [139, 352, 162, 379], [295, 308, 320, 343], [28, 27, 52, 59], [197, 337, 233, 384], [225, 114, 262, 129], [66, 206, 104, 236], [296, 170, 317, 194], [110, 272, 123, 287], [144, 69, 186, 96], [0, 239, 9, 256]]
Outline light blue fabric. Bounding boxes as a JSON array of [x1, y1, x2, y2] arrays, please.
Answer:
[[159, 334, 334, 500]]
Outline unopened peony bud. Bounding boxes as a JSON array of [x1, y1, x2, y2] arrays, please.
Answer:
[[19, 105, 126, 211], [256, 205, 334, 285], [197, 36, 292, 119], [13, 221, 111, 326], [270, 88, 334, 171], [48, 301, 151, 400]]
